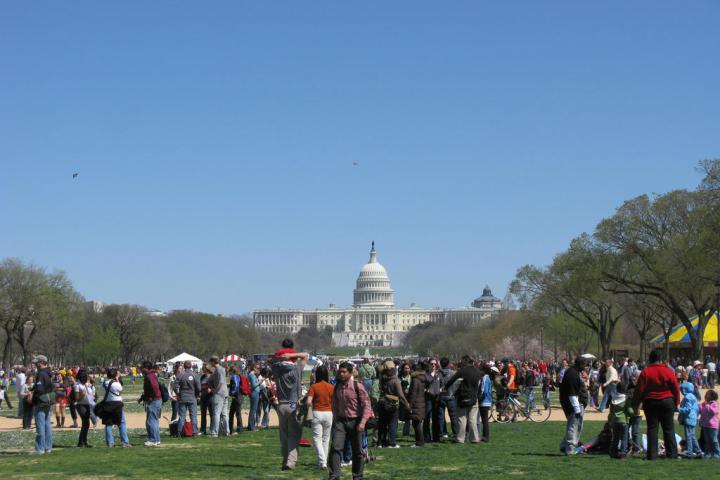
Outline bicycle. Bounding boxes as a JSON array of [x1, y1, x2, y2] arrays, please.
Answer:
[[491, 387, 551, 423]]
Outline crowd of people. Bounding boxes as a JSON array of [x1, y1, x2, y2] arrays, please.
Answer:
[[3, 343, 720, 478]]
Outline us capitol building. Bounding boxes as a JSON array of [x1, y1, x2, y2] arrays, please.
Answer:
[[253, 242, 504, 347]]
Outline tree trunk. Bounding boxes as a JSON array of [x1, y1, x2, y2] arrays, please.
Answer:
[[1, 330, 12, 370]]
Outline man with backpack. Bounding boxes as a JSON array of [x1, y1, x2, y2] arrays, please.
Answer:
[[175, 360, 201, 437], [140, 361, 163, 447], [443, 355, 481, 444], [228, 365, 245, 435]]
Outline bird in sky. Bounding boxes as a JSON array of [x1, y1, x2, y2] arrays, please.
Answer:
[[352, 161, 359, 166], [72, 173, 79, 178]]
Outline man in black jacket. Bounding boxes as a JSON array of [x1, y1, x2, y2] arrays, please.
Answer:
[[443, 356, 481, 444], [31, 355, 53, 454], [559, 356, 588, 455]]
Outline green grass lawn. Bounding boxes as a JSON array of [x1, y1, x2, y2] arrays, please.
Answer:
[[0, 420, 712, 479]]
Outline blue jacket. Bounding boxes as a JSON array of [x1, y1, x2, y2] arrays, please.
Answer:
[[678, 382, 700, 427], [478, 374, 493, 407]]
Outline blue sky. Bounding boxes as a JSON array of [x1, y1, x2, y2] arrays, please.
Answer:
[[2, 1, 718, 314]]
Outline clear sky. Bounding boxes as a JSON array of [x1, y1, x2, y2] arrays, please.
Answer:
[[2, 1, 718, 314]]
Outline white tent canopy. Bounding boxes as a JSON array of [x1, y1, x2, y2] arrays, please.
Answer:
[[165, 352, 203, 372]]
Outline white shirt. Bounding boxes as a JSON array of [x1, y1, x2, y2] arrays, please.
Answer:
[[74, 383, 90, 405], [16, 372, 26, 390], [708, 362, 716, 373], [103, 380, 123, 402]]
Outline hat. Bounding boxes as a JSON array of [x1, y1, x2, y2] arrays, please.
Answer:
[[490, 366, 500, 374], [33, 355, 48, 364], [611, 391, 626, 405], [693, 360, 701, 366], [580, 353, 596, 360]]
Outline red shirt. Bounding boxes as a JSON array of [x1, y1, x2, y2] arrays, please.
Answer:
[[632, 363, 680, 407]]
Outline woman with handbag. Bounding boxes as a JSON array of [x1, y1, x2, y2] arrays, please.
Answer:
[[377, 359, 409, 449], [101, 368, 131, 448]]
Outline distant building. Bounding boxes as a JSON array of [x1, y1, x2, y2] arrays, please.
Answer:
[[253, 242, 504, 347], [85, 300, 105, 313]]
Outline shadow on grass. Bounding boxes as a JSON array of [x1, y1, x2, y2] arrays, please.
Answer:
[[513, 452, 603, 459]]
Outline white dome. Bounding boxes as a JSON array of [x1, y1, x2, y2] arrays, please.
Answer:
[[353, 242, 394, 307]]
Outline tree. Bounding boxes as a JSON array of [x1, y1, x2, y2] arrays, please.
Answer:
[[511, 235, 625, 359], [102, 304, 150, 365], [596, 188, 720, 360]]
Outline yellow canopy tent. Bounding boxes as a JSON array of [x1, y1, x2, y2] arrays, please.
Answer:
[[650, 312, 720, 347]]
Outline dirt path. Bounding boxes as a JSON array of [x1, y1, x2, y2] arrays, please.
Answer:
[[0, 406, 621, 432]]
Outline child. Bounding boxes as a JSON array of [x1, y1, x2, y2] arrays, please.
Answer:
[[625, 370, 643, 454], [678, 380, 703, 458], [608, 385, 629, 458], [542, 375, 555, 410], [699, 389, 720, 459]]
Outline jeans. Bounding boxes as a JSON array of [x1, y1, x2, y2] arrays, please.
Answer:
[[684, 424, 702, 456], [249, 391, 260, 431], [377, 406, 399, 447], [210, 394, 229, 436], [610, 423, 628, 457], [439, 396, 458, 437], [456, 404, 479, 443], [598, 383, 616, 412], [329, 418, 364, 480], [17, 394, 24, 419], [200, 394, 213, 434], [34, 404, 53, 453], [311, 410, 333, 467], [560, 410, 584, 453], [76, 404, 91, 446], [22, 400, 34, 429], [145, 400, 162, 443], [171, 399, 178, 421], [412, 418, 424, 446], [278, 403, 303, 469], [402, 420, 411, 436], [643, 397, 677, 460], [629, 415, 642, 452], [177, 400, 197, 436], [424, 397, 440, 442], [702, 427, 720, 458], [229, 396, 243, 433], [105, 411, 129, 446], [477, 405, 490, 441], [260, 394, 271, 428]]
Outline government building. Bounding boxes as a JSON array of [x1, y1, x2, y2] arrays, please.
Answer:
[[253, 242, 504, 347]]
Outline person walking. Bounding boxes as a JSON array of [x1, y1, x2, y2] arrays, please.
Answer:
[[376, 359, 409, 448], [307, 365, 334, 469], [175, 360, 201, 437], [259, 367, 272, 429], [444, 356, 481, 444], [271, 340, 308, 470], [559, 356, 588, 455], [103, 368, 131, 448], [631, 350, 681, 460], [208, 355, 229, 437], [598, 358, 618, 413], [329, 361, 373, 480], [477, 364, 494, 443], [140, 361, 163, 447], [31, 355, 53, 454]]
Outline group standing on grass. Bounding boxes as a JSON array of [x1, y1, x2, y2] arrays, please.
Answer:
[[7, 344, 720, 478]]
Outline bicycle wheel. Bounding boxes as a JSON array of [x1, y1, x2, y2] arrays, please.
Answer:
[[493, 401, 515, 424], [528, 402, 551, 422]]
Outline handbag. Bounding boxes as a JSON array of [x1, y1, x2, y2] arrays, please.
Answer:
[[94, 380, 114, 418]]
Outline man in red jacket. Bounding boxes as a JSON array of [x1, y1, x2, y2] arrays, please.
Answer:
[[631, 350, 680, 460]]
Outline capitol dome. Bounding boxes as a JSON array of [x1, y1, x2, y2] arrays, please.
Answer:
[[353, 241, 394, 307]]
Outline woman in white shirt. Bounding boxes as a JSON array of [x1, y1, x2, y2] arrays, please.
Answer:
[[74, 370, 92, 447], [103, 368, 131, 448]]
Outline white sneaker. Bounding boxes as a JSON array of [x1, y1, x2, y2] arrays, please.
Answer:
[[388, 445, 400, 449], [144, 441, 159, 447]]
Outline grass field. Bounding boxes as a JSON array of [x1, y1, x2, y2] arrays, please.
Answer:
[[0, 418, 712, 480]]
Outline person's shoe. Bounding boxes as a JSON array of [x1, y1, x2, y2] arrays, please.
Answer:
[[388, 445, 400, 449], [144, 441, 156, 447], [45, 449, 52, 454], [30, 450, 44, 455], [341, 461, 352, 467], [122, 443, 132, 448]]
